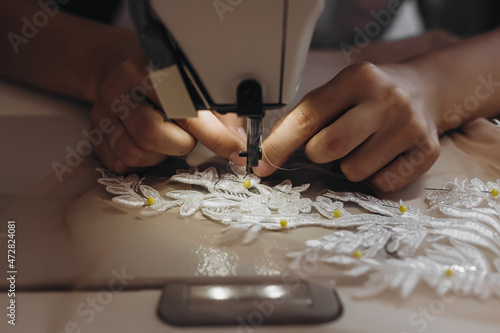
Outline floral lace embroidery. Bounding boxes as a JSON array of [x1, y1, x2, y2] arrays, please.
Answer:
[[97, 166, 500, 299]]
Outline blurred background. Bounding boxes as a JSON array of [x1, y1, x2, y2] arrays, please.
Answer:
[[55, 0, 500, 45]]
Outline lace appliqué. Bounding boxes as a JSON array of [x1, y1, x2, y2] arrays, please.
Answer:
[[97, 167, 500, 299]]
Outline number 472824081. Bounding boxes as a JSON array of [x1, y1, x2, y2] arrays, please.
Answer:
[[7, 220, 16, 270]]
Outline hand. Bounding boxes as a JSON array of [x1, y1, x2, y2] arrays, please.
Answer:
[[90, 52, 246, 173], [255, 61, 441, 192]]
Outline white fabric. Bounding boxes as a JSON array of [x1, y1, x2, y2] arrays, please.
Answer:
[[2, 50, 500, 332], [97, 161, 500, 299]]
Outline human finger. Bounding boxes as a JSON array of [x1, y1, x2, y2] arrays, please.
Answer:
[[121, 101, 197, 156], [253, 63, 382, 177], [92, 131, 128, 174], [254, 94, 349, 176], [337, 128, 414, 183], [109, 124, 170, 168], [213, 112, 246, 137], [304, 101, 383, 164], [369, 139, 441, 192], [176, 110, 247, 163]]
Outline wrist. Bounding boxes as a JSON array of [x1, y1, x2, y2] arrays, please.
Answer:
[[400, 57, 450, 134], [84, 26, 143, 102]]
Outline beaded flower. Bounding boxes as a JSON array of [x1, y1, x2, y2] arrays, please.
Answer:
[[97, 166, 500, 299]]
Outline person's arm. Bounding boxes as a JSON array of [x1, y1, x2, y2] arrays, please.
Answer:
[[0, 1, 246, 173], [0, 1, 140, 102], [411, 28, 500, 131], [255, 28, 500, 192], [347, 29, 460, 65]]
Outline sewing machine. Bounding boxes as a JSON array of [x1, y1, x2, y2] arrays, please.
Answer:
[[129, 0, 325, 173]]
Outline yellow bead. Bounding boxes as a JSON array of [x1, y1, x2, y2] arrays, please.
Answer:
[[491, 189, 499, 197], [353, 250, 362, 259], [280, 219, 287, 228], [399, 205, 407, 213], [333, 209, 341, 218], [445, 268, 454, 278], [146, 197, 155, 205], [243, 179, 251, 188]]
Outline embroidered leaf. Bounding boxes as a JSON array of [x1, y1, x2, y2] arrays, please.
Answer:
[[139, 185, 160, 199], [215, 179, 247, 193], [165, 190, 205, 200], [343, 265, 373, 276], [180, 199, 201, 216], [105, 186, 133, 195], [242, 224, 262, 244], [112, 195, 144, 207], [202, 198, 239, 208], [401, 271, 420, 298], [275, 180, 292, 193]]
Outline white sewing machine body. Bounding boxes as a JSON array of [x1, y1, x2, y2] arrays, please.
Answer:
[[132, 0, 324, 116], [130, 0, 324, 169], [149, 0, 324, 110]]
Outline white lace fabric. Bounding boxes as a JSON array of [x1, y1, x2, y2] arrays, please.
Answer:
[[97, 162, 500, 300]]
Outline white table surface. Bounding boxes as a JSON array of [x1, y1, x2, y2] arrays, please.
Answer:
[[1, 50, 499, 333]]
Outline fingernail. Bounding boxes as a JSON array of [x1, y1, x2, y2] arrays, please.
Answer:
[[253, 160, 270, 177], [229, 151, 246, 166], [237, 127, 247, 142]]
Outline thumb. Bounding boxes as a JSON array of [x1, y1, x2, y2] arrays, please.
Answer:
[[253, 102, 322, 177], [176, 110, 247, 164]]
